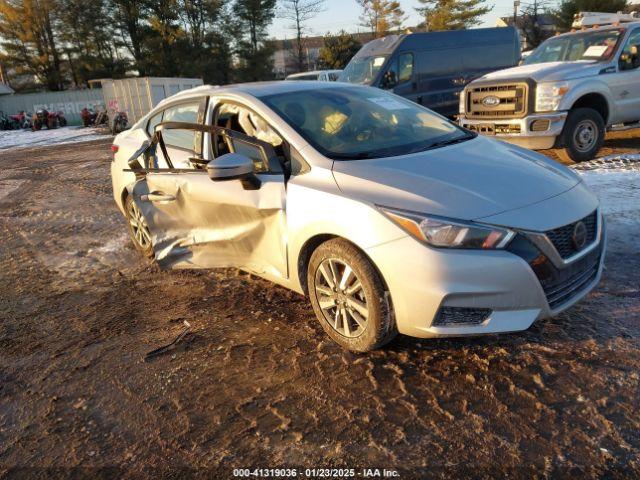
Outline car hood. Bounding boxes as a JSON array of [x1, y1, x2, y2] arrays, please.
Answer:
[[477, 61, 603, 83], [331, 136, 582, 222]]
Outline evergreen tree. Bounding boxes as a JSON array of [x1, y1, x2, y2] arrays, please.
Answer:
[[318, 31, 361, 69], [416, 0, 492, 31], [357, 0, 405, 37], [57, 0, 130, 86], [0, 0, 65, 90], [111, 0, 149, 75], [233, 0, 277, 81]]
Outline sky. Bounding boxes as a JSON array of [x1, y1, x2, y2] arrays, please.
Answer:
[[268, 0, 558, 39]]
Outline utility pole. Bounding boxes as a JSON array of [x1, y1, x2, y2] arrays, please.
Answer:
[[513, 0, 520, 24]]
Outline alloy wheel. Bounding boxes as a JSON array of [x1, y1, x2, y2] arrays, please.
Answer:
[[127, 200, 152, 249], [314, 258, 369, 338]]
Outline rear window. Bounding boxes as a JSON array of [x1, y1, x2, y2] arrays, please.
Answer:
[[162, 102, 200, 150]]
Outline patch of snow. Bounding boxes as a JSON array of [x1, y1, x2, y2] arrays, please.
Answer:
[[572, 154, 640, 172], [0, 126, 110, 151], [572, 154, 640, 253]]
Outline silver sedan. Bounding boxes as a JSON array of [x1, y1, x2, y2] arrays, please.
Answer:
[[110, 81, 605, 351]]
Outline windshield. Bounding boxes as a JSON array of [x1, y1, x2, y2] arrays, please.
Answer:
[[261, 86, 474, 159], [524, 29, 623, 65], [339, 55, 388, 84]]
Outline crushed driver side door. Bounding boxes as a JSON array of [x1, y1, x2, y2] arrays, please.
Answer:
[[128, 122, 288, 280]]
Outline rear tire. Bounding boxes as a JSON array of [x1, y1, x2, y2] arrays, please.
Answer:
[[557, 108, 605, 163], [124, 195, 154, 258], [307, 239, 397, 352]]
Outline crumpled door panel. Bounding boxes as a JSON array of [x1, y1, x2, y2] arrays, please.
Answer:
[[132, 171, 287, 278]]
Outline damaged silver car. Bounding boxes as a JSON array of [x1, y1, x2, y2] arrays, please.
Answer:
[[111, 82, 606, 352]]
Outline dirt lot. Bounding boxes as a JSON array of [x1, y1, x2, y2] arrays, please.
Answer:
[[0, 135, 639, 479]]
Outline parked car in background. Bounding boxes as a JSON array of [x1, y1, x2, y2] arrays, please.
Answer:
[[339, 27, 521, 117], [111, 82, 605, 352], [459, 15, 640, 162], [286, 70, 342, 81]]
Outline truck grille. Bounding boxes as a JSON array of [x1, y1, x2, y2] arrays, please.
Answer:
[[545, 211, 597, 259], [466, 83, 528, 119]]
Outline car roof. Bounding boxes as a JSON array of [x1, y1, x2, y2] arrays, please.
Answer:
[[165, 80, 352, 103]]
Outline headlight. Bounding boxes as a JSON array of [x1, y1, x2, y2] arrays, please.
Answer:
[[535, 81, 570, 112], [379, 207, 514, 249]]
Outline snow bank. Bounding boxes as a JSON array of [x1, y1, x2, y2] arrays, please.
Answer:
[[0, 126, 110, 151], [572, 154, 640, 253]]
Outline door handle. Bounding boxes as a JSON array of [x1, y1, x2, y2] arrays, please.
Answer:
[[141, 192, 176, 202]]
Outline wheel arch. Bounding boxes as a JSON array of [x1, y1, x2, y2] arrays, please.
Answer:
[[296, 234, 391, 297], [570, 93, 609, 124]]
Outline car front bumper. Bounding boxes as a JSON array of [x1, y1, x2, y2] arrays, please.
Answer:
[[365, 216, 606, 339], [460, 112, 567, 150]]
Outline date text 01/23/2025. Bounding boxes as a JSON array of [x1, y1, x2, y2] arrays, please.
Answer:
[[232, 468, 400, 477]]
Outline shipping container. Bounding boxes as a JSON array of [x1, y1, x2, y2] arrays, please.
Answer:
[[0, 89, 104, 125], [92, 77, 204, 124]]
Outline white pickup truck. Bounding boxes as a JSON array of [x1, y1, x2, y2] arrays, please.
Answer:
[[459, 19, 640, 161]]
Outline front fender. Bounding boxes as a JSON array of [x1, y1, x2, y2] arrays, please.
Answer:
[[286, 169, 407, 294], [559, 78, 614, 120]]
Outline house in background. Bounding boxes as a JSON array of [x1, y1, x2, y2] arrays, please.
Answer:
[[496, 14, 557, 51], [270, 32, 376, 79]]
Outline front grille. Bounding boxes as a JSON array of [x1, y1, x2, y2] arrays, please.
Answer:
[[507, 235, 602, 311], [466, 83, 528, 119], [433, 307, 492, 326], [540, 246, 601, 309], [545, 211, 597, 259]]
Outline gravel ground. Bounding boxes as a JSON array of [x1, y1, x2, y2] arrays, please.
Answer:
[[0, 137, 639, 479]]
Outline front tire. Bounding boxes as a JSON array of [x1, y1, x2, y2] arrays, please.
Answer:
[[124, 195, 154, 258], [307, 239, 396, 352], [557, 108, 605, 163]]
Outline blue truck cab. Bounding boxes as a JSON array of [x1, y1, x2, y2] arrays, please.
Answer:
[[339, 27, 521, 117]]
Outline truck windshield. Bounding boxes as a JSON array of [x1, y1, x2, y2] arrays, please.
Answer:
[[261, 86, 474, 160], [524, 29, 622, 64], [339, 55, 388, 84]]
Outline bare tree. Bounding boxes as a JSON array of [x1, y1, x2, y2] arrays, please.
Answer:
[[280, 0, 325, 72]]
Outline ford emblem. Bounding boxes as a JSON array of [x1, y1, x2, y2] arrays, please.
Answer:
[[482, 95, 501, 107]]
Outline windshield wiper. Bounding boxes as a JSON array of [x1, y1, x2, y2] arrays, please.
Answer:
[[408, 134, 475, 154], [331, 151, 379, 160]]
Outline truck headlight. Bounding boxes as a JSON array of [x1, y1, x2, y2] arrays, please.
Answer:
[[535, 81, 570, 112], [379, 207, 514, 249], [458, 89, 466, 114]]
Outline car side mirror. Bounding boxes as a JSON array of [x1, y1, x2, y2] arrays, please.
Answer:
[[380, 70, 397, 90], [206, 153, 261, 190]]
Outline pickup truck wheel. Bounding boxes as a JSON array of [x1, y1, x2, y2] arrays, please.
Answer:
[[557, 108, 605, 163], [307, 239, 397, 352]]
